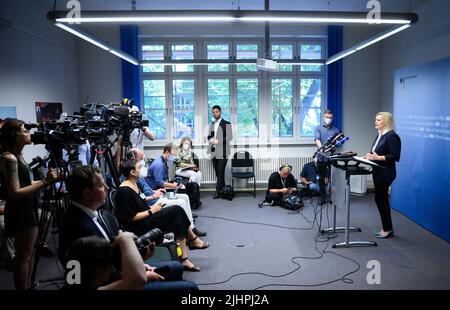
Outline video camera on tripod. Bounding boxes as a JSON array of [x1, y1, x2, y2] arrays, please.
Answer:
[[79, 100, 149, 144], [27, 119, 86, 147]]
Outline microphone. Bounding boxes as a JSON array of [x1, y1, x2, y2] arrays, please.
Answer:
[[326, 131, 341, 143], [335, 136, 349, 148]]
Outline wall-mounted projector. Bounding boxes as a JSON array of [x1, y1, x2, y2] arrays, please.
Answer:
[[256, 59, 277, 71]]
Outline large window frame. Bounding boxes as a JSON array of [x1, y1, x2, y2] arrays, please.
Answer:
[[139, 38, 327, 146]]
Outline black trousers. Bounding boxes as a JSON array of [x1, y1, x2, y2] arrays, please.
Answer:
[[265, 192, 283, 206], [373, 173, 395, 231], [212, 158, 228, 191], [317, 160, 329, 199]]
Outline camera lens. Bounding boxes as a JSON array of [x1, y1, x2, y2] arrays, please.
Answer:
[[135, 228, 164, 250]]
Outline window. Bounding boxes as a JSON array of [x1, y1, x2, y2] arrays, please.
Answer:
[[300, 79, 322, 136], [236, 44, 258, 72], [236, 79, 259, 137], [143, 80, 166, 139], [271, 79, 293, 137], [173, 80, 195, 139], [300, 44, 322, 72], [171, 44, 194, 72], [140, 39, 327, 143], [207, 44, 229, 72], [207, 79, 230, 122], [142, 44, 165, 73], [271, 44, 293, 72]]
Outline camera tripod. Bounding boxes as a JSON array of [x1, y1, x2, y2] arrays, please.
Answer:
[[30, 149, 71, 289], [89, 138, 121, 189]]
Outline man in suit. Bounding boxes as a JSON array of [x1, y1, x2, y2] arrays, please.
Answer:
[[58, 165, 198, 290], [207, 105, 233, 199]]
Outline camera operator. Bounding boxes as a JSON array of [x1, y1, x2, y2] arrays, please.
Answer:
[[0, 119, 59, 290], [60, 165, 198, 290], [114, 105, 154, 171], [65, 233, 147, 290]]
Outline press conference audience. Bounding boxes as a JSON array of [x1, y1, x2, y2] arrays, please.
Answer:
[[126, 148, 206, 237], [59, 165, 199, 289], [263, 164, 298, 206], [65, 233, 147, 290], [174, 137, 202, 186], [116, 159, 209, 272], [0, 119, 59, 290], [364, 112, 401, 239]]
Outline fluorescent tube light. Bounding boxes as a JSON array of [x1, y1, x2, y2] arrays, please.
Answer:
[[326, 24, 411, 65], [55, 17, 238, 23], [55, 23, 138, 65], [240, 17, 411, 24]]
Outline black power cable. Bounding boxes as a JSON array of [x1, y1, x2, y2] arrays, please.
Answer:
[[196, 200, 361, 289]]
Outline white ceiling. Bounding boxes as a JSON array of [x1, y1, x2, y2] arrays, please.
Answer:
[[43, 0, 419, 12]]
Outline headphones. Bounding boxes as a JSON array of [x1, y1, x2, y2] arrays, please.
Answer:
[[279, 163, 292, 172]]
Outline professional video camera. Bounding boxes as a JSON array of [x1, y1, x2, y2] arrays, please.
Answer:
[[27, 119, 86, 147], [135, 228, 164, 251], [80, 100, 149, 142]]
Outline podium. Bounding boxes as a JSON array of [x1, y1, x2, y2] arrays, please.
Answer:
[[321, 155, 379, 248]]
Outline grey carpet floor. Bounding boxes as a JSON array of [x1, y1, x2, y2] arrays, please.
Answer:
[[1, 191, 449, 290]]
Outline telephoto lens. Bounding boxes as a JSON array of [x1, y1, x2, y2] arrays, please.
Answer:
[[135, 228, 164, 250]]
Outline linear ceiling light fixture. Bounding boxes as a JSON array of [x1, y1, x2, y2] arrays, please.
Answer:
[[140, 59, 325, 66], [54, 23, 138, 65], [326, 24, 411, 65], [49, 10, 418, 66], [48, 10, 417, 25]]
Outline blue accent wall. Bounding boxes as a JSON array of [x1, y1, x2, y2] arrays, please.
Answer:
[[120, 25, 141, 109], [392, 57, 450, 242], [327, 25, 343, 130]]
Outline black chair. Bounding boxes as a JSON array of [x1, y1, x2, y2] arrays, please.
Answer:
[[231, 151, 256, 198]]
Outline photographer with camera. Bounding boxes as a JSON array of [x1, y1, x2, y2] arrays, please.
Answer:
[[260, 164, 298, 207], [65, 232, 147, 290], [59, 165, 198, 290], [0, 119, 59, 290]]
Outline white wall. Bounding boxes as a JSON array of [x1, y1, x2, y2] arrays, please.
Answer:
[[0, 0, 80, 161], [342, 25, 383, 156], [77, 25, 122, 105], [380, 0, 450, 112]]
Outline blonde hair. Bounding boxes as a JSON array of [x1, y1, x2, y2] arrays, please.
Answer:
[[376, 112, 394, 131], [179, 136, 193, 150]]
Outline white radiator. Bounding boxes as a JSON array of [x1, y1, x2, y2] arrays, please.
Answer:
[[198, 157, 312, 185]]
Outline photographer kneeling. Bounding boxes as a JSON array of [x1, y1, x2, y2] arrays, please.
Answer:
[[59, 165, 198, 290], [262, 164, 298, 206]]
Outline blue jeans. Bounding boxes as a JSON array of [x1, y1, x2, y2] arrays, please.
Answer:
[[309, 183, 320, 193], [143, 260, 198, 291]]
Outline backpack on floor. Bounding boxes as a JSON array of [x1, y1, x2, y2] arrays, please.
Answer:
[[281, 193, 303, 210], [185, 182, 201, 209], [220, 185, 234, 201]]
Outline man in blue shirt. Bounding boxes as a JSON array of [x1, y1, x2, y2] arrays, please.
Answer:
[[146, 143, 180, 190], [314, 110, 340, 148], [314, 110, 340, 203]]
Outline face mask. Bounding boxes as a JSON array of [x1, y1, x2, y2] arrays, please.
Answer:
[[183, 143, 190, 151], [139, 160, 147, 178], [324, 118, 332, 126], [168, 155, 176, 162]]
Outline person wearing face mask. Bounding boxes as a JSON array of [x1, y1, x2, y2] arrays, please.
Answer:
[[314, 110, 340, 150], [126, 148, 206, 237], [174, 137, 202, 186], [313, 110, 340, 203]]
